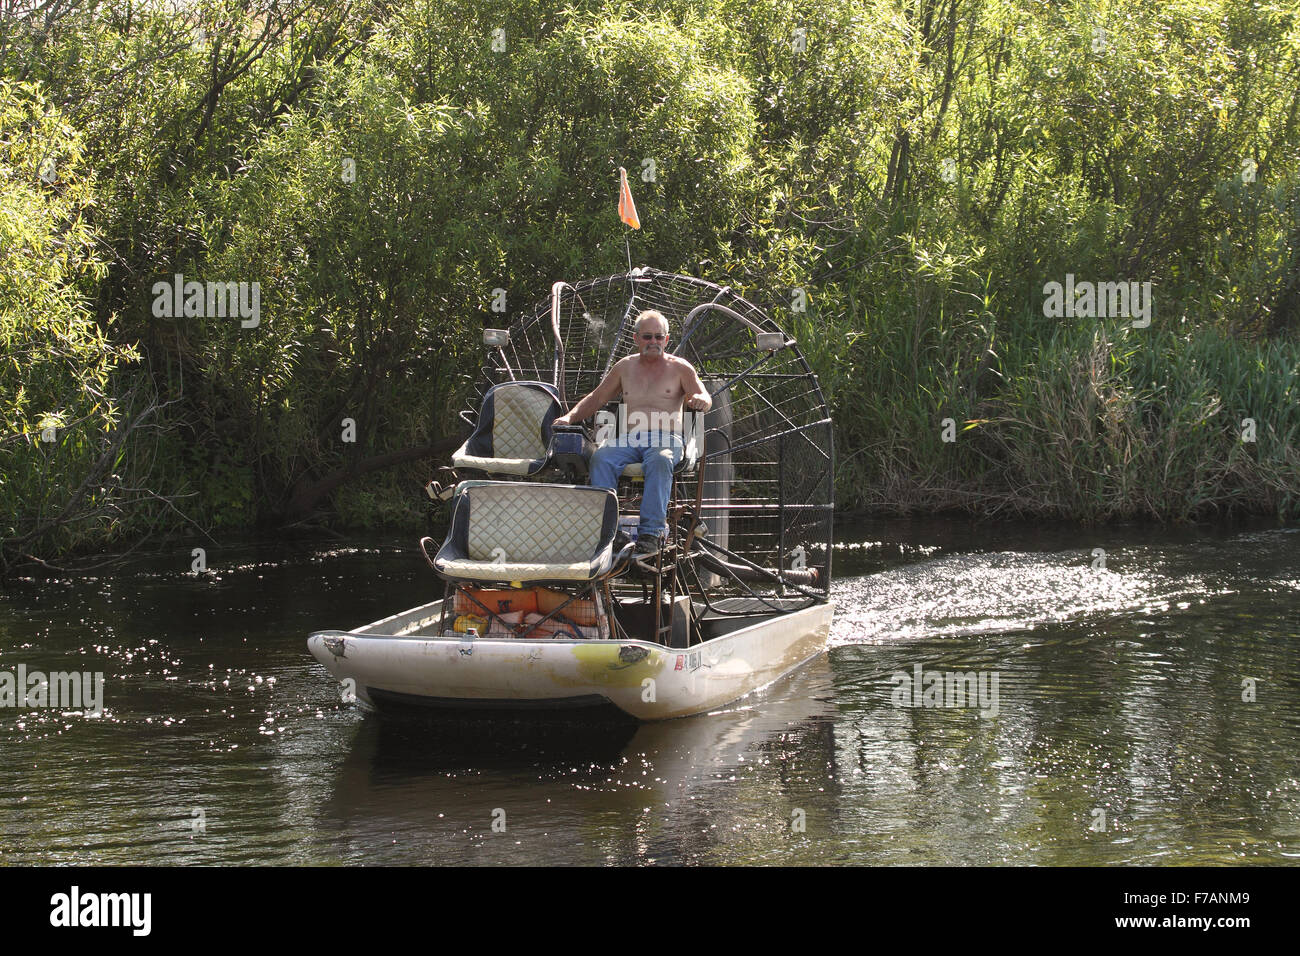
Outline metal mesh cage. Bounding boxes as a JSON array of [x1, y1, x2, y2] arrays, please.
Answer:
[[461, 267, 834, 607]]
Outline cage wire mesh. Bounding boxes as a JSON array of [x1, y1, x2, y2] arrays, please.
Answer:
[[462, 268, 834, 607]]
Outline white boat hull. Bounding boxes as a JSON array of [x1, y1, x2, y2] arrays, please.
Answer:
[[307, 599, 834, 720]]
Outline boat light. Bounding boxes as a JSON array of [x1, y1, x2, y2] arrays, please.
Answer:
[[483, 328, 510, 347], [755, 331, 788, 351]]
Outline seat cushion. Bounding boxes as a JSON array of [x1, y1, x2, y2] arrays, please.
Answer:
[[612, 433, 699, 478], [436, 557, 606, 582], [451, 447, 540, 476]]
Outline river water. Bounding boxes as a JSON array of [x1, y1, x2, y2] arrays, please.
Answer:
[[1, 519, 1297, 865]]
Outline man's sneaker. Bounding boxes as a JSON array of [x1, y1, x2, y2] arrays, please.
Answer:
[[635, 535, 664, 555]]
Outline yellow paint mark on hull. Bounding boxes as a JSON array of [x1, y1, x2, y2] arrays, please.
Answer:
[[570, 643, 666, 687]]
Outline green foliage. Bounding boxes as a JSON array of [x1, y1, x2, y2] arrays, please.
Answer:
[[3, 0, 1300, 568], [977, 323, 1300, 520], [0, 82, 143, 565]]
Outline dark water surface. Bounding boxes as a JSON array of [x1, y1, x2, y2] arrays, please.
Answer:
[[1, 520, 1297, 865]]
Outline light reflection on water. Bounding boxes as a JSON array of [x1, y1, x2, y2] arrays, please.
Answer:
[[0, 521, 1297, 865]]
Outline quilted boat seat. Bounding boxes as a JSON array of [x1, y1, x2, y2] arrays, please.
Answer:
[[452, 381, 562, 477], [433, 481, 620, 583]]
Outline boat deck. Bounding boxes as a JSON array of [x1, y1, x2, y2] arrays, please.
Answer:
[[348, 592, 823, 649]]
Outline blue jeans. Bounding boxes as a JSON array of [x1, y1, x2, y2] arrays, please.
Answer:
[[589, 432, 683, 539]]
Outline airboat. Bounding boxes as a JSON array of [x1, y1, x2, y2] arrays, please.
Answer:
[[307, 267, 835, 720]]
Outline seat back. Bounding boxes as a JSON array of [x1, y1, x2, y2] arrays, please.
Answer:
[[489, 383, 559, 460], [466, 484, 610, 564], [453, 382, 561, 476]]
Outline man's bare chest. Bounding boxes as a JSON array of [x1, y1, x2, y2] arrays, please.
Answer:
[[622, 362, 683, 402]]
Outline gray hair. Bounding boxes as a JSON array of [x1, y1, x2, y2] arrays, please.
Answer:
[[634, 310, 669, 334]]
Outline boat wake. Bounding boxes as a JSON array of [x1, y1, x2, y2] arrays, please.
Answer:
[[828, 547, 1213, 647]]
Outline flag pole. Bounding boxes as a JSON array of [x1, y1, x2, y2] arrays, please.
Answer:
[[617, 166, 641, 273]]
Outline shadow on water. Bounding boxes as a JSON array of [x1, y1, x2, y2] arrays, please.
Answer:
[[314, 657, 843, 864], [355, 709, 640, 777]]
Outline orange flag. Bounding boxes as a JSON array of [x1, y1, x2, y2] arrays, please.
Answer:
[[618, 166, 641, 230]]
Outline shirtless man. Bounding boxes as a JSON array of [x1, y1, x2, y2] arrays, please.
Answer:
[[553, 310, 712, 550]]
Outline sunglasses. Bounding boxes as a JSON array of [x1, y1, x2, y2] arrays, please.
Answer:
[[638, 333, 666, 340]]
